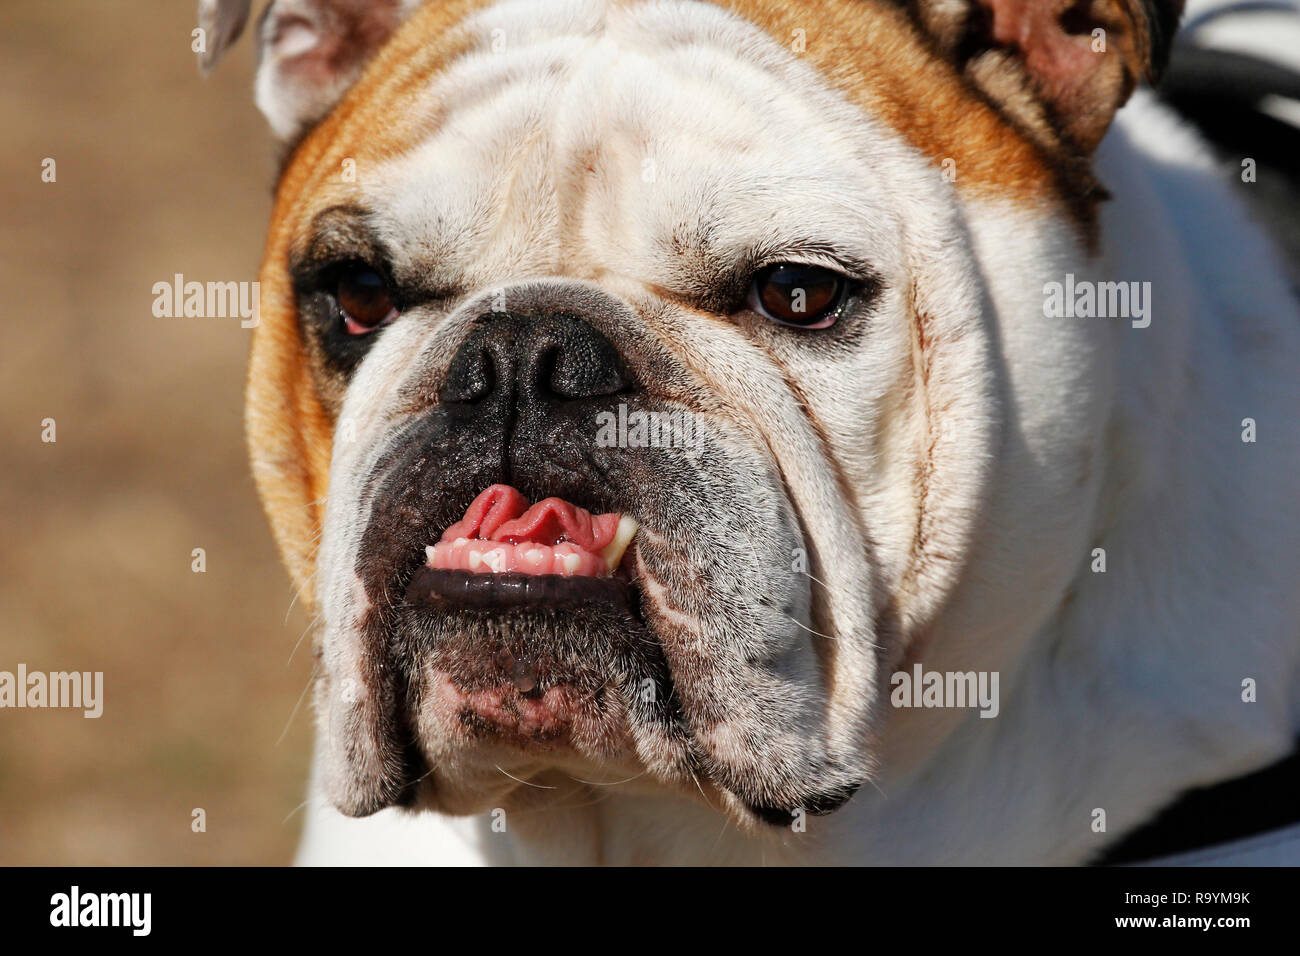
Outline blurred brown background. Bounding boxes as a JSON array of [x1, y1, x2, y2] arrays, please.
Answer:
[[0, 2, 313, 863]]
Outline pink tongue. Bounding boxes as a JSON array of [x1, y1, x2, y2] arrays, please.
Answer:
[[440, 484, 621, 551]]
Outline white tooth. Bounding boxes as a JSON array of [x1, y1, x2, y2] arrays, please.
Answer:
[[599, 515, 639, 572], [562, 553, 582, 575], [484, 548, 506, 573], [425, 545, 437, 565], [453, 537, 470, 547], [468, 549, 483, 569], [526, 548, 545, 566]]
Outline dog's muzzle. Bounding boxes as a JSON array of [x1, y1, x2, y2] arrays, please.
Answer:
[[399, 311, 645, 735], [335, 298, 685, 814], [324, 284, 866, 823]]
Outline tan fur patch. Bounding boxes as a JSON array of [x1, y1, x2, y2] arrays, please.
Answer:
[[249, 0, 496, 602], [714, 0, 1071, 203]]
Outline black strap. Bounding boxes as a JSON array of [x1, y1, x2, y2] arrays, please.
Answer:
[[1094, 746, 1300, 864]]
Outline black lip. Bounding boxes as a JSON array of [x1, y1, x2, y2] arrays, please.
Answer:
[[405, 566, 632, 611], [745, 781, 863, 827]]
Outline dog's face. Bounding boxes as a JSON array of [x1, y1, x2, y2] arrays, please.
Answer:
[[206, 0, 1180, 827]]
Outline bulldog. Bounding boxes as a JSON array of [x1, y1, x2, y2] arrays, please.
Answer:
[[199, 0, 1300, 864]]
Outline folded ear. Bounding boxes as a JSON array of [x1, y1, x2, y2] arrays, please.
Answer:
[[197, 0, 414, 141], [197, 0, 252, 74], [902, 0, 1184, 153]]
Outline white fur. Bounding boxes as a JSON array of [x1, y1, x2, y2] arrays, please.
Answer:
[[296, 1, 1300, 863]]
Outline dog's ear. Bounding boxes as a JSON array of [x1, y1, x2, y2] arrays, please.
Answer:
[[197, 0, 413, 140], [901, 0, 1184, 153], [197, 0, 253, 74]]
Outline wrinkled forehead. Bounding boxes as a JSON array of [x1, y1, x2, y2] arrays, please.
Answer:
[[357, 0, 920, 291], [277, 0, 1062, 261]]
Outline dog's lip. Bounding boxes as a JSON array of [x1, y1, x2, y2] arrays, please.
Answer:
[[402, 483, 644, 610], [404, 565, 634, 610]]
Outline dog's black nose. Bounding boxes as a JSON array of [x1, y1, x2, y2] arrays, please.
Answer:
[[432, 308, 636, 501], [440, 311, 631, 406]]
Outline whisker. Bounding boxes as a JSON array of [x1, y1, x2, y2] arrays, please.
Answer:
[[282, 799, 311, 825], [288, 612, 322, 665], [283, 588, 303, 625], [784, 613, 839, 642], [494, 765, 557, 789], [276, 662, 319, 746], [567, 769, 649, 787], [801, 570, 831, 590]]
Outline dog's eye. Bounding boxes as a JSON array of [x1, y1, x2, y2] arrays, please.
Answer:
[[747, 263, 848, 329], [337, 265, 396, 335]]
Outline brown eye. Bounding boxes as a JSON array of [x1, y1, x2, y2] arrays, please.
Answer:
[[748, 263, 848, 329], [337, 266, 396, 335]]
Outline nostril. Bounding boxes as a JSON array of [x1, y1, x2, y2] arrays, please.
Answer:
[[534, 344, 561, 398], [439, 345, 496, 404], [541, 326, 632, 400]]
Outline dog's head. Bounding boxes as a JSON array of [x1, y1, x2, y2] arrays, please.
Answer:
[[205, 0, 1181, 826]]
